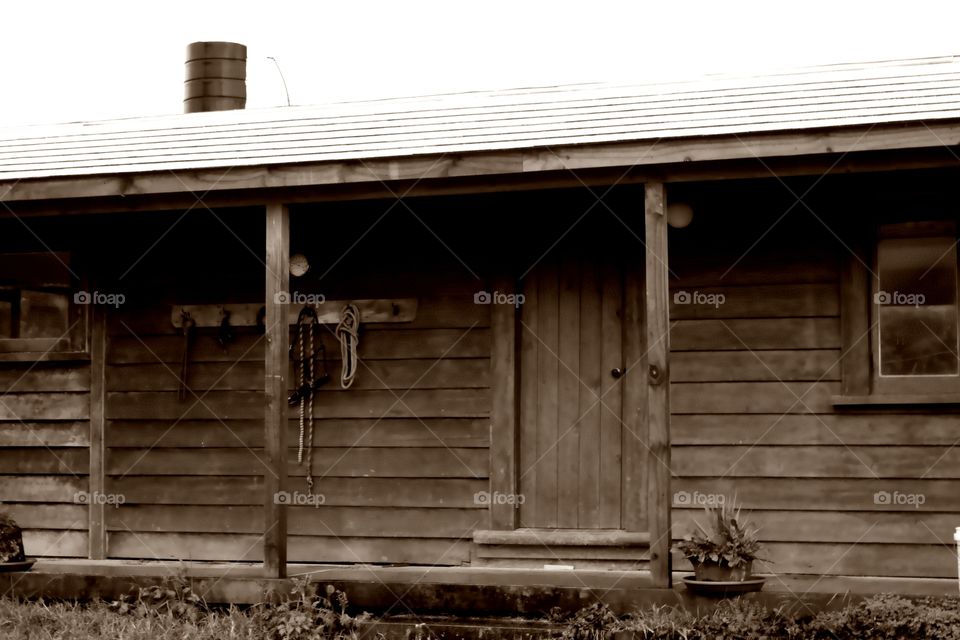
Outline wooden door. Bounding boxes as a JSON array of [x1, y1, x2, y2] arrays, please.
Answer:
[[517, 254, 626, 529]]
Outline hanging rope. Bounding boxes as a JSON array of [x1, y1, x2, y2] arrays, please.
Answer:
[[304, 322, 316, 492], [289, 307, 328, 491], [336, 303, 360, 389], [298, 321, 307, 462], [178, 311, 195, 402]]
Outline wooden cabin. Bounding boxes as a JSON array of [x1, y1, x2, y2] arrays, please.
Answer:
[[1, 51, 960, 604]]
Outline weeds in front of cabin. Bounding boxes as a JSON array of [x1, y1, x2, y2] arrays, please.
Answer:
[[256, 576, 369, 640], [107, 573, 206, 620], [550, 596, 960, 640], [2, 586, 960, 639], [0, 575, 364, 640], [553, 602, 621, 640]]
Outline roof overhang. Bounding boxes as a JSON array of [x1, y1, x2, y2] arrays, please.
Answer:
[[2, 119, 960, 216]]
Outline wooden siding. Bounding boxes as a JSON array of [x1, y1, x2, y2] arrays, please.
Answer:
[[104, 289, 490, 564], [668, 207, 960, 579], [0, 363, 90, 558]]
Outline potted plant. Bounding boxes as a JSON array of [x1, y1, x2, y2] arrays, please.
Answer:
[[673, 499, 762, 584], [0, 512, 32, 571]]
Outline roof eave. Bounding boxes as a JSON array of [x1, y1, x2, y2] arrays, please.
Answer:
[[2, 120, 959, 209]]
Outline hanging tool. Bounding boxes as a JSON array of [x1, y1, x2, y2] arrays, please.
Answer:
[[217, 308, 235, 348], [255, 305, 267, 334], [336, 303, 361, 389], [288, 306, 331, 491], [178, 311, 195, 401]]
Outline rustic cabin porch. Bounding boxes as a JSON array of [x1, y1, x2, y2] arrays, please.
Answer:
[[0, 186, 669, 596], [2, 167, 960, 607], [3, 54, 960, 608]]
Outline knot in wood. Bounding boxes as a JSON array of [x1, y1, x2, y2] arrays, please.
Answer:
[[648, 363, 664, 385]]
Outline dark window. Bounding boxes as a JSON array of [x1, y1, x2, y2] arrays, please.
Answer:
[[0, 253, 85, 356], [876, 235, 958, 376]]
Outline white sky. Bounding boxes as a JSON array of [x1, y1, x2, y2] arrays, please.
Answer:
[[2, 0, 959, 126]]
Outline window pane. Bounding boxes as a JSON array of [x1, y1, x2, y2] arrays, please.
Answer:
[[877, 236, 959, 376], [0, 301, 11, 338], [19, 291, 69, 339]]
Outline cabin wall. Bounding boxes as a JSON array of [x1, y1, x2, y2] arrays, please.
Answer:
[[104, 306, 264, 561], [103, 294, 489, 564], [668, 180, 960, 579], [94, 206, 491, 565], [9, 179, 958, 583], [0, 218, 96, 559], [0, 362, 90, 557]]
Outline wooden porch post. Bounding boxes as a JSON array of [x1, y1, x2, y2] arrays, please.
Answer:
[[488, 274, 519, 530], [88, 305, 107, 559], [264, 203, 290, 578], [644, 182, 672, 588]]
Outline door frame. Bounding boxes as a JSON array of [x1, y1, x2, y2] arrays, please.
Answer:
[[485, 181, 672, 586]]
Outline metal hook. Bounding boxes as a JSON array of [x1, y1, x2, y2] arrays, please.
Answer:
[[217, 308, 234, 348]]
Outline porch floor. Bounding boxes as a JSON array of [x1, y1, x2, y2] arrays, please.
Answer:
[[9, 561, 657, 613], [2, 560, 955, 613]]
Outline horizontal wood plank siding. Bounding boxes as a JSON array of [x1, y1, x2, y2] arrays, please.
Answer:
[[670, 232, 960, 579], [0, 363, 90, 558], [107, 532, 472, 564], [104, 288, 490, 565]]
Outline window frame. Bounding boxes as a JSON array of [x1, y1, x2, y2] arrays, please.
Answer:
[[0, 252, 89, 362], [837, 217, 960, 405]]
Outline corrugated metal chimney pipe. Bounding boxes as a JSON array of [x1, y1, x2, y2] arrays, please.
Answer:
[[184, 42, 247, 113]]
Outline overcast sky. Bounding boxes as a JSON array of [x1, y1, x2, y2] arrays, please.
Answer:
[[2, 0, 959, 126]]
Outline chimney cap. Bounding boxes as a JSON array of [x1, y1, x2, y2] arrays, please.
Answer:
[[186, 41, 247, 61]]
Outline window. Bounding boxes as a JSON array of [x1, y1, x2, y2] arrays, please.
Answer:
[[837, 219, 960, 404], [0, 253, 86, 358]]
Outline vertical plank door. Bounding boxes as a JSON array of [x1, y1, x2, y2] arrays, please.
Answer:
[[518, 253, 624, 530]]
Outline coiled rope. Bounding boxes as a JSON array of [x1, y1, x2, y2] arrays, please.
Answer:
[[336, 303, 360, 389]]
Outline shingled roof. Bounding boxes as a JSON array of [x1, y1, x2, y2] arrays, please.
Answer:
[[2, 55, 960, 182]]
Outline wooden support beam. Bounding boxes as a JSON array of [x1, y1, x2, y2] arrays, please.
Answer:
[[88, 306, 106, 559], [620, 247, 647, 532], [840, 238, 871, 397], [3, 121, 960, 208], [5, 149, 960, 220], [264, 203, 290, 578], [169, 299, 418, 328], [488, 275, 519, 530], [644, 182, 672, 588]]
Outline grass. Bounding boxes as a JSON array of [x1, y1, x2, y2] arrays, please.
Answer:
[[1, 588, 960, 639], [0, 598, 261, 640], [0, 576, 367, 640]]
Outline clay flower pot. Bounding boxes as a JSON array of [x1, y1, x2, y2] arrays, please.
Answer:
[[0, 514, 25, 564], [692, 559, 753, 582], [0, 513, 35, 572]]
